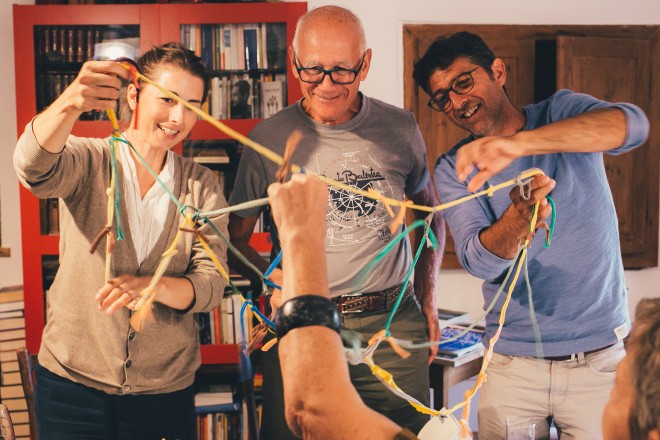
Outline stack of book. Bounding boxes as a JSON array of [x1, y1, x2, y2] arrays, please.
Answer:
[[0, 286, 30, 438], [436, 324, 485, 366], [195, 384, 242, 440]]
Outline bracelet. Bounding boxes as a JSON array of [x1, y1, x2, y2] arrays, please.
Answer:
[[275, 295, 341, 339]]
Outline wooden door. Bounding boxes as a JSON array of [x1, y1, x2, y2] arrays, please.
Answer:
[[557, 35, 659, 268]]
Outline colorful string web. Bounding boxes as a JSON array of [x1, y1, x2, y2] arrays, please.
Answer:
[[96, 65, 556, 436]]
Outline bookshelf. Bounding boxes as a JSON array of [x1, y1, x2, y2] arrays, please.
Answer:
[[0, 286, 29, 438], [13, 2, 306, 370]]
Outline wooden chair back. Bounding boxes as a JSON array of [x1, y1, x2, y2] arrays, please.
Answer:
[[16, 348, 38, 440]]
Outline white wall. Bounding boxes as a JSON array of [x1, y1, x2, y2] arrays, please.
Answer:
[[1, 0, 658, 313], [0, 0, 33, 288], [300, 0, 660, 318]]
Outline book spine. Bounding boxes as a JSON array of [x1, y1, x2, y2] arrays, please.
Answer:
[[243, 26, 258, 71]]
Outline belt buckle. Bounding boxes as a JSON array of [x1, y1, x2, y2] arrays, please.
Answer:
[[339, 292, 364, 314]]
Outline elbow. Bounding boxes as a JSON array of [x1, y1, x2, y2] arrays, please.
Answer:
[[284, 387, 344, 438], [455, 242, 501, 280], [284, 402, 304, 437], [457, 246, 498, 280], [627, 106, 650, 147], [285, 401, 323, 438], [610, 105, 650, 155]]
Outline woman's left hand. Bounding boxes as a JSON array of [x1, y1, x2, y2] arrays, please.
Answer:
[[95, 275, 151, 314]]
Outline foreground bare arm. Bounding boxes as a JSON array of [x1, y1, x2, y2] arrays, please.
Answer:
[[270, 174, 403, 439]]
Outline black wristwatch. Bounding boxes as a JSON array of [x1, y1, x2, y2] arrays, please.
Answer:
[[275, 295, 341, 339]]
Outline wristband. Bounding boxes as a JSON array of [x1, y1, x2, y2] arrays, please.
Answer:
[[275, 295, 341, 339]]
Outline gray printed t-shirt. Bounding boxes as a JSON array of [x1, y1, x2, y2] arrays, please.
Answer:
[[229, 95, 430, 295]]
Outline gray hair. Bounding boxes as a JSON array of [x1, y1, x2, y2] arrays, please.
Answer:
[[292, 5, 366, 54], [629, 297, 660, 439]]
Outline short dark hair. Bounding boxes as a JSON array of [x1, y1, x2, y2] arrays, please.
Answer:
[[139, 41, 210, 104], [412, 31, 496, 96]]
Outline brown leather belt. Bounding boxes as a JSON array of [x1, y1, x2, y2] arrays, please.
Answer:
[[331, 283, 415, 314], [540, 343, 615, 362]]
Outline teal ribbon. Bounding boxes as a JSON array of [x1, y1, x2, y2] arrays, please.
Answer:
[[108, 137, 124, 241]]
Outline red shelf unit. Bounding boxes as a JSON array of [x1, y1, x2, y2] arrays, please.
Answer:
[[13, 2, 305, 363]]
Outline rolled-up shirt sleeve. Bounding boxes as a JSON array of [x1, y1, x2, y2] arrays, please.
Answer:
[[434, 153, 513, 281]]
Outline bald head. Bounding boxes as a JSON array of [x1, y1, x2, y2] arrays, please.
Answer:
[[292, 5, 366, 54]]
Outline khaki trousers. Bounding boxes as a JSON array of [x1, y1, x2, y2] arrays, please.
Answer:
[[478, 342, 625, 440]]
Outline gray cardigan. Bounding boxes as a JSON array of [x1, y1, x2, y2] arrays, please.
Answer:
[[14, 121, 228, 394]]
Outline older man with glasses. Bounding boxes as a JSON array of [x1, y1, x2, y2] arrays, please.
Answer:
[[228, 5, 444, 439], [413, 31, 649, 439]]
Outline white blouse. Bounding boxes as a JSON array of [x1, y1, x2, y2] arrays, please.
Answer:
[[119, 141, 174, 265]]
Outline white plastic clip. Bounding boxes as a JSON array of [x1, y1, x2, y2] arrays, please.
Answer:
[[515, 175, 534, 200]]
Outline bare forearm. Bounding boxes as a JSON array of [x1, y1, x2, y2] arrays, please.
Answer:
[[154, 276, 195, 310], [228, 239, 270, 281], [281, 233, 328, 299], [413, 215, 443, 311], [515, 108, 626, 155], [414, 251, 437, 311], [280, 327, 401, 439], [479, 204, 530, 259], [32, 104, 82, 154], [227, 213, 273, 287]]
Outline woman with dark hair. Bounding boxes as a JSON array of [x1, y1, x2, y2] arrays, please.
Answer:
[[14, 42, 227, 439]]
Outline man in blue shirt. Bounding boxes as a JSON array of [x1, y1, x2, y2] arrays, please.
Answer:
[[413, 31, 649, 438]]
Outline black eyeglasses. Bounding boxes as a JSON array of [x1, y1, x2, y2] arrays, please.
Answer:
[[293, 52, 366, 85], [428, 67, 479, 112]]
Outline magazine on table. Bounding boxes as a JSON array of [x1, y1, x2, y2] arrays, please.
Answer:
[[437, 324, 485, 357]]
